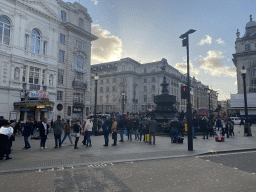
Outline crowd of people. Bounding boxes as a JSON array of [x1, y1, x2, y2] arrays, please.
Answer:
[[0, 113, 241, 161]]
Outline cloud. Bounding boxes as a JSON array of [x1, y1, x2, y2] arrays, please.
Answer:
[[216, 38, 225, 45], [197, 50, 236, 77], [91, 24, 123, 63], [91, 0, 98, 5], [198, 35, 212, 46], [234, 81, 237, 85], [175, 62, 200, 75]]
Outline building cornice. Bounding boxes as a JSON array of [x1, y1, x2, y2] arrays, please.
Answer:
[[233, 51, 256, 58], [63, 22, 98, 41]]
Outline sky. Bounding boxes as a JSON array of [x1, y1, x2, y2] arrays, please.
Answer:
[[64, 0, 256, 100]]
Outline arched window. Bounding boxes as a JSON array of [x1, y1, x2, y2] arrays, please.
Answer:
[[30, 29, 40, 54], [76, 55, 84, 69], [0, 16, 11, 45], [79, 18, 84, 29], [251, 69, 256, 89]]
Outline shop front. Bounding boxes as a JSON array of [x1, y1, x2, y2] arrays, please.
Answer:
[[72, 104, 84, 122], [14, 91, 54, 121]]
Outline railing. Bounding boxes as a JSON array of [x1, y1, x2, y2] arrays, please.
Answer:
[[72, 80, 87, 89]]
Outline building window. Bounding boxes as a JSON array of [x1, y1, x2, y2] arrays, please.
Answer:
[[251, 69, 256, 89], [76, 55, 83, 69], [24, 35, 28, 50], [144, 86, 147, 92], [77, 41, 83, 50], [252, 79, 256, 89], [152, 94, 155, 101], [60, 34, 65, 43], [100, 96, 103, 102], [75, 72, 83, 81], [58, 69, 64, 84], [100, 87, 103, 93], [73, 93, 84, 103], [144, 78, 147, 83], [113, 78, 116, 83], [43, 41, 47, 55], [112, 86, 116, 92], [122, 65, 125, 71], [100, 79, 103, 84], [245, 44, 251, 51], [22, 66, 26, 82], [42, 69, 45, 85], [251, 69, 256, 78], [29, 67, 39, 84], [30, 29, 40, 54], [61, 10, 66, 21], [106, 95, 109, 102], [106, 86, 109, 92], [79, 18, 84, 28], [0, 16, 11, 45], [144, 68, 147, 73], [106, 79, 109, 84], [152, 85, 155, 91], [59, 50, 65, 62], [57, 91, 63, 100], [152, 77, 155, 82], [144, 95, 147, 102]]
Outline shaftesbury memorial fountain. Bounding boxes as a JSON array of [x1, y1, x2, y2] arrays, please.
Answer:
[[154, 66, 177, 122]]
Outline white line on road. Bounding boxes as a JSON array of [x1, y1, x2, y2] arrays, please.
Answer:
[[234, 167, 238, 169]]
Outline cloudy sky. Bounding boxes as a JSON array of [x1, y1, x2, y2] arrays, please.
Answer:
[[64, 0, 256, 100]]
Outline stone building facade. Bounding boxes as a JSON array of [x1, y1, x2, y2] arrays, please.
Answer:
[[0, 0, 96, 121], [231, 15, 256, 115], [90, 58, 217, 115], [56, 1, 97, 121]]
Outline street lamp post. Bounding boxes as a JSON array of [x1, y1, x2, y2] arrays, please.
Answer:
[[94, 74, 99, 120], [207, 90, 211, 117], [122, 92, 125, 114], [241, 66, 252, 136], [180, 29, 196, 151]]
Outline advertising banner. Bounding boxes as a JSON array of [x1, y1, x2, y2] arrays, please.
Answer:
[[20, 91, 49, 98]]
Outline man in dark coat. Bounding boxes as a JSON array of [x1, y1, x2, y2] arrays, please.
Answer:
[[117, 115, 126, 142], [53, 116, 64, 148], [38, 118, 49, 149]]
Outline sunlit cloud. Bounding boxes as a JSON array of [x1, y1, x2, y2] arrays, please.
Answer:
[[198, 35, 212, 46], [216, 38, 225, 45], [91, 24, 123, 63], [91, 0, 98, 5], [175, 62, 200, 75], [234, 81, 237, 85], [197, 50, 236, 77]]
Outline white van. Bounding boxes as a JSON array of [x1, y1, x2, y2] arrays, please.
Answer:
[[230, 117, 244, 125]]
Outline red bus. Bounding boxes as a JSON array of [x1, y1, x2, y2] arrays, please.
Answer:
[[197, 107, 209, 117]]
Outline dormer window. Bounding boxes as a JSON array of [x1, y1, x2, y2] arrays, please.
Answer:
[[61, 11, 66, 21], [245, 44, 251, 51], [79, 18, 84, 29]]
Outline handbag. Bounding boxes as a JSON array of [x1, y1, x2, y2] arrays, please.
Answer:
[[82, 132, 86, 136], [76, 133, 80, 137]]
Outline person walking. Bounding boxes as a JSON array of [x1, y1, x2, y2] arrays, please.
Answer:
[[38, 118, 49, 149], [192, 116, 198, 139], [200, 116, 208, 139], [117, 115, 126, 142], [61, 119, 73, 146], [53, 115, 64, 148], [84, 117, 93, 147], [215, 116, 222, 141], [73, 120, 81, 149], [126, 116, 133, 141], [111, 118, 118, 146], [170, 117, 179, 143], [81, 119, 87, 145], [148, 117, 158, 145], [22, 117, 34, 150]]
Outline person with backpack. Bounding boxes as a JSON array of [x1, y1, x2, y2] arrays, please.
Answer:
[[103, 117, 112, 146], [117, 115, 126, 142], [53, 116, 64, 148], [61, 119, 73, 146], [126, 116, 134, 141], [170, 117, 179, 143], [133, 116, 140, 140], [139, 117, 148, 142], [73, 120, 81, 149], [148, 117, 158, 145]]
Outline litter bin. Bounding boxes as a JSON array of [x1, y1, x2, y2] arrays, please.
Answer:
[[185, 124, 188, 132]]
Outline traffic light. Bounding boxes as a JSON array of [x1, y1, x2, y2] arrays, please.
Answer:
[[181, 86, 188, 99]]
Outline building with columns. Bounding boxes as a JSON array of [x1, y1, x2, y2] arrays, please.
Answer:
[[90, 57, 218, 115], [0, 0, 96, 121], [231, 15, 256, 116]]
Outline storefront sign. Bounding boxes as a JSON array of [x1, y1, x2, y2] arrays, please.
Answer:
[[73, 107, 82, 113], [40, 109, 49, 112], [20, 91, 49, 98], [20, 108, 32, 112], [10, 111, 17, 120]]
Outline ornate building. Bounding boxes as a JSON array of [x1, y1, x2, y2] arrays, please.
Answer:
[[231, 15, 256, 115], [0, 0, 96, 121], [90, 57, 217, 115]]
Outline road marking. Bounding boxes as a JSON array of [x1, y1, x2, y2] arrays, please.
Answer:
[[36, 169, 43, 172], [252, 173, 255, 174], [219, 163, 223, 165], [48, 168, 54, 171], [206, 160, 210, 161], [234, 167, 238, 169]]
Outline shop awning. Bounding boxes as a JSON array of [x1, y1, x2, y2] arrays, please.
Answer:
[[14, 98, 54, 108]]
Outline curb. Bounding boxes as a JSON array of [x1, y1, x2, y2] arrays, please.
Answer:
[[1, 148, 256, 174]]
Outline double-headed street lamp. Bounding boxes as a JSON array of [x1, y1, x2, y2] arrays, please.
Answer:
[[94, 73, 99, 121], [241, 66, 252, 136], [180, 29, 196, 151]]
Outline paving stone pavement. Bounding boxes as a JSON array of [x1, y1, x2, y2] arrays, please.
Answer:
[[0, 125, 255, 173]]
